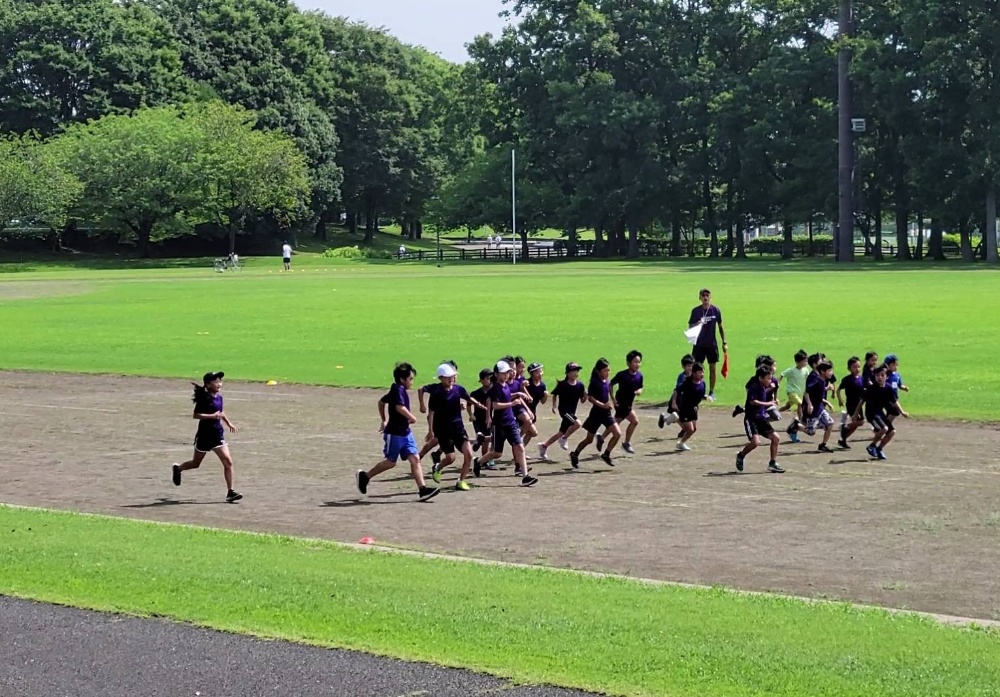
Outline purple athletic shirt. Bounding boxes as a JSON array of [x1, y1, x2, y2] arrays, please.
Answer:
[[428, 384, 471, 426], [383, 383, 411, 436], [746, 381, 770, 420], [610, 369, 643, 408], [688, 304, 723, 347], [677, 377, 706, 410], [805, 372, 827, 417], [552, 380, 586, 416], [588, 377, 611, 410], [488, 381, 517, 426], [195, 391, 224, 439], [525, 380, 547, 411]]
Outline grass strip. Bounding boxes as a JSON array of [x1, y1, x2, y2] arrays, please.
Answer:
[[0, 505, 997, 697]]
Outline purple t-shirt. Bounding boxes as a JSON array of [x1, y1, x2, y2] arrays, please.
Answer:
[[552, 380, 586, 416], [676, 371, 689, 389], [383, 383, 411, 436], [195, 391, 224, 439], [588, 377, 611, 411], [839, 374, 865, 413], [864, 383, 898, 419], [805, 373, 827, 417], [745, 381, 771, 420], [677, 377, 706, 410], [525, 379, 547, 412], [488, 381, 517, 427], [610, 369, 643, 408], [688, 304, 723, 347], [428, 384, 471, 427]]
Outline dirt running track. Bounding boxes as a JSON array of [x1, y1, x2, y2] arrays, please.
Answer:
[[3, 371, 999, 620]]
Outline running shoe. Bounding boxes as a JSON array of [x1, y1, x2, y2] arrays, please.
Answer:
[[595, 434, 605, 451], [866, 445, 879, 459], [538, 444, 548, 461], [558, 436, 569, 450], [520, 475, 538, 487], [818, 444, 834, 453], [622, 442, 636, 454], [600, 451, 615, 467], [570, 452, 580, 469], [767, 461, 785, 474], [226, 489, 243, 502], [172, 463, 181, 487], [455, 480, 471, 491], [418, 486, 440, 502], [355, 470, 369, 495], [431, 464, 442, 484], [676, 441, 691, 452], [736, 452, 745, 472]]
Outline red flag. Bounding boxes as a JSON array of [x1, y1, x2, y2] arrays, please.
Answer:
[[721, 352, 730, 379]]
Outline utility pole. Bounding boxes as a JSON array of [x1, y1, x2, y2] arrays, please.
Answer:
[[837, 0, 855, 262]]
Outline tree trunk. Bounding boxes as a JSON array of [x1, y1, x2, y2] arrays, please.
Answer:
[[959, 220, 974, 262], [807, 219, 815, 257], [781, 219, 794, 259], [363, 204, 375, 245], [415, 220, 423, 240], [400, 220, 410, 238], [565, 226, 578, 257], [723, 181, 735, 257], [612, 218, 626, 256], [895, 206, 910, 261], [594, 221, 605, 257], [703, 173, 718, 257], [929, 218, 944, 260], [137, 221, 153, 258], [520, 229, 529, 260], [670, 209, 682, 256], [872, 198, 883, 261], [915, 215, 924, 260], [987, 185, 998, 263], [348, 210, 358, 235], [227, 225, 237, 256], [627, 221, 639, 258], [316, 213, 328, 242], [735, 217, 747, 259]]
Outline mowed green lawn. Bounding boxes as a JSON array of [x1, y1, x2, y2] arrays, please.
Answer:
[[2, 506, 997, 697], [0, 258, 996, 419]]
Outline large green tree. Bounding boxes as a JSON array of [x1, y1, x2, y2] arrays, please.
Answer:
[[0, 134, 82, 236]]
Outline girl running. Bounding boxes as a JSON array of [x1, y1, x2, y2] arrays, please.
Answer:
[[172, 371, 242, 502], [538, 362, 586, 461], [521, 362, 548, 449], [570, 358, 621, 468], [474, 361, 538, 487], [611, 350, 644, 454], [356, 362, 440, 502], [510, 356, 539, 446], [469, 368, 493, 462], [427, 363, 483, 491]]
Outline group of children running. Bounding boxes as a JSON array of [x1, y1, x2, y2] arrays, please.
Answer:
[[170, 349, 909, 502]]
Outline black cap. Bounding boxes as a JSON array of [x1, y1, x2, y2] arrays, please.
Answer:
[[527, 362, 543, 373], [478, 368, 492, 380], [203, 371, 225, 384], [565, 362, 582, 373]]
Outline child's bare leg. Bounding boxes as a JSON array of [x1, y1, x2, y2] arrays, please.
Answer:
[[214, 446, 235, 490], [573, 433, 594, 455], [179, 450, 207, 472], [679, 422, 697, 443], [418, 437, 439, 460], [769, 433, 780, 460], [624, 412, 639, 443], [604, 424, 622, 452], [459, 443, 474, 480], [407, 454, 428, 488], [368, 459, 396, 479], [880, 430, 896, 449], [740, 436, 759, 457]]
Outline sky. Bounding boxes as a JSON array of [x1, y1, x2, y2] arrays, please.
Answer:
[[295, 0, 510, 63]]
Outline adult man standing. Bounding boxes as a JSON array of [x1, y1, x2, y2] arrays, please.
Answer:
[[281, 241, 293, 271], [688, 288, 727, 400]]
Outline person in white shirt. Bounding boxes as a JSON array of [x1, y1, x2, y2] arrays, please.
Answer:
[[281, 242, 292, 270]]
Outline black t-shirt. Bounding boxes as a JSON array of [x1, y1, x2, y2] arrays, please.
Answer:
[[552, 379, 586, 416]]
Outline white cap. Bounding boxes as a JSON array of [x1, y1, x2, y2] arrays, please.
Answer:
[[436, 363, 457, 378], [495, 360, 512, 374]]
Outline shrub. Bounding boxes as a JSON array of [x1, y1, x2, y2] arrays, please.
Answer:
[[323, 245, 363, 259]]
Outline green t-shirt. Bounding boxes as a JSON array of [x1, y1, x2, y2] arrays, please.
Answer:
[[781, 365, 810, 395]]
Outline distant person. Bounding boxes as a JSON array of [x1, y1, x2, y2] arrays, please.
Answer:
[[172, 371, 242, 503], [398, 244, 406, 259], [688, 288, 727, 400], [281, 241, 292, 270]]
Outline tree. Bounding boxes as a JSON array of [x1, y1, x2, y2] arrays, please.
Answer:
[[0, 134, 82, 236], [49, 106, 206, 256], [189, 102, 311, 254]]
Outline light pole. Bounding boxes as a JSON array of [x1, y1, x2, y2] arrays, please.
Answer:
[[511, 148, 517, 266], [837, 0, 855, 262]]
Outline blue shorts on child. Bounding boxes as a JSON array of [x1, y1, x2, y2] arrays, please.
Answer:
[[383, 432, 419, 461]]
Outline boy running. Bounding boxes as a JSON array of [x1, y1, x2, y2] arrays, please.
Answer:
[[611, 350, 644, 454], [658, 354, 694, 429], [778, 350, 810, 418], [474, 361, 538, 486], [469, 368, 494, 463], [804, 360, 836, 452], [427, 363, 483, 491], [883, 353, 909, 422], [857, 365, 908, 460], [172, 371, 242, 502], [570, 358, 621, 468], [673, 362, 707, 451], [538, 362, 586, 461], [836, 357, 866, 448], [736, 367, 785, 473], [356, 362, 440, 502]]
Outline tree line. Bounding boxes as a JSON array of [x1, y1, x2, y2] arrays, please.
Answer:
[[0, 0, 997, 261]]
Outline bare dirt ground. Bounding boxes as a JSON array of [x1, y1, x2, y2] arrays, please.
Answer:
[[3, 371, 998, 620]]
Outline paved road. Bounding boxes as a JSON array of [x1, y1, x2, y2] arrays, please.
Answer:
[[1, 597, 595, 697]]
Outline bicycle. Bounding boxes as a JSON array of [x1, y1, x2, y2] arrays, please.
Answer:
[[213, 255, 242, 273]]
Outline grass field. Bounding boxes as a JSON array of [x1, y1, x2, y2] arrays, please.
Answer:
[[2, 505, 997, 697], [0, 258, 997, 418]]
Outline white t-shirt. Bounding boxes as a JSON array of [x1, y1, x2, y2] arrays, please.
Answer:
[[282, 244, 292, 258]]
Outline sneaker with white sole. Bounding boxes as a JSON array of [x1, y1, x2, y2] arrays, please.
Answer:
[[676, 441, 691, 452], [538, 444, 548, 461], [622, 442, 635, 454], [558, 436, 569, 450], [172, 463, 181, 487]]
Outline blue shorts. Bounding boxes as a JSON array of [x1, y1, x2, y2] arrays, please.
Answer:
[[491, 422, 522, 454], [383, 433, 418, 462]]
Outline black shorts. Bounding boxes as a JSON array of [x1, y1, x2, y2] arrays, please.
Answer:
[[582, 408, 615, 434], [743, 417, 774, 439], [491, 422, 522, 453], [473, 419, 488, 439], [194, 430, 225, 453], [678, 406, 699, 423], [434, 423, 469, 454], [868, 414, 894, 432], [283, 257, 291, 264], [614, 403, 635, 420], [692, 345, 720, 365], [558, 413, 579, 434]]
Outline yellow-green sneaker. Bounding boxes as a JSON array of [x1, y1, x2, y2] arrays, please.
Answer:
[[431, 464, 442, 484], [455, 480, 471, 491]]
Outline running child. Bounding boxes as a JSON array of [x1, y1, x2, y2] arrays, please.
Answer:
[[862, 351, 880, 388], [804, 360, 836, 452], [777, 349, 810, 419], [509, 356, 539, 445], [673, 362, 706, 451], [570, 358, 621, 468], [522, 362, 548, 449], [427, 363, 483, 491], [417, 362, 457, 464], [172, 371, 242, 502], [736, 367, 785, 474], [858, 365, 908, 460], [469, 368, 494, 461], [734, 355, 779, 422], [836, 357, 866, 448], [787, 352, 823, 442], [883, 353, 909, 423], [658, 354, 694, 429], [538, 362, 586, 461], [474, 361, 538, 486], [356, 362, 440, 502], [611, 350, 644, 454]]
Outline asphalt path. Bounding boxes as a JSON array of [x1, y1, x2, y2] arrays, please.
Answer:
[[1, 596, 596, 697]]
